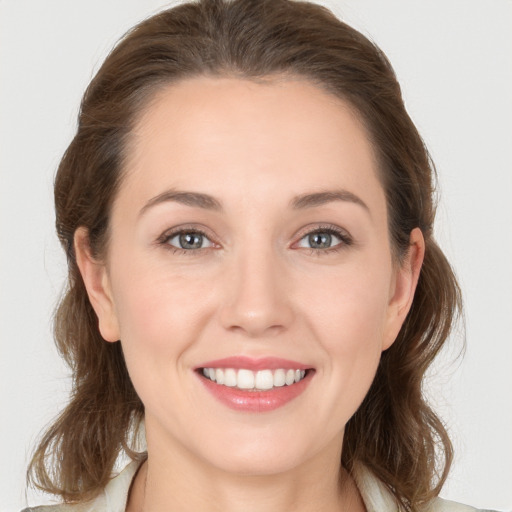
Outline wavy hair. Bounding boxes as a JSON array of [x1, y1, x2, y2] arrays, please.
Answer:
[[28, 1, 462, 510]]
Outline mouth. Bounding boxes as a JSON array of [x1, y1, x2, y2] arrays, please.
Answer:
[[199, 367, 309, 391], [195, 357, 315, 412]]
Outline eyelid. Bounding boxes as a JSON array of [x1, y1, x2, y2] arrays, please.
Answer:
[[156, 224, 220, 252], [155, 223, 352, 254], [168, 231, 213, 249], [291, 223, 353, 251]]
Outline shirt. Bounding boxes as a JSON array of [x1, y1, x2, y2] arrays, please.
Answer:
[[22, 460, 496, 512]]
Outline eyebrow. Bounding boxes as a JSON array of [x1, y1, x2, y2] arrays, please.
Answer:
[[139, 188, 369, 217], [139, 190, 223, 217], [291, 190, 370, 213]]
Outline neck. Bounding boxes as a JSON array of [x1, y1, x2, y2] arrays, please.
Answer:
[[127, 424, 365, 512]]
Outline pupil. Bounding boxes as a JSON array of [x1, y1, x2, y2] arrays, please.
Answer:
[[309, 232, 331, 248], [179, 233, 202, 249]]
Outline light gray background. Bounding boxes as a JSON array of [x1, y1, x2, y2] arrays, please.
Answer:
[[1, 1, 511, 510]]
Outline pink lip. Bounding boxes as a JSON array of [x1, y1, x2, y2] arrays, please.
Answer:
[[195, 356, 314, 413], [196, 356, 311, 371]]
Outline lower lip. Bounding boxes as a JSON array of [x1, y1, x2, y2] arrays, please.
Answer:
[[197, 371, 314, 412]]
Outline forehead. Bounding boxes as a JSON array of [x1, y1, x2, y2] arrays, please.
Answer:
[[119, 76, 384, 215]]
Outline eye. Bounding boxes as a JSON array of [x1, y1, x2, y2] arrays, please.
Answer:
[[297, 231, 341, 250], [295, 227, 351, 251], [165, 230, 214, 250]]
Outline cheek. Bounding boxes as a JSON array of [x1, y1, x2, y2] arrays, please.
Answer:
[[305, 257, 391, 341], [108, 255, 217, 363], [108, 260, 220, 422], [299, 256, 392, 392]]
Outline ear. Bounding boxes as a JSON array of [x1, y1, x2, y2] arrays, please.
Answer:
[[74, 227, 120, 343], [382, 227, 425, 351]]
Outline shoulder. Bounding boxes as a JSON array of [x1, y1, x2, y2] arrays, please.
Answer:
[[21, 459, 142, 512], [20, 501, 102, 512], [20, 506, 92, 512], [429, 497, 498, 512], [429, 496, 500, 511], [428, 497, 485, 511], [19, 499, 499, 512], [351, 462, 498, 512]]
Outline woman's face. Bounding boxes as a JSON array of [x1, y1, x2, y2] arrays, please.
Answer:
[[78, 76, 421, 475]]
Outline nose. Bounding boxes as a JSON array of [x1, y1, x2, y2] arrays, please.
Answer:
[[219, 246, 294, 338]]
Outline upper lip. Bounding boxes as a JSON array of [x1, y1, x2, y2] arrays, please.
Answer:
[[196, 356, 311, 371]]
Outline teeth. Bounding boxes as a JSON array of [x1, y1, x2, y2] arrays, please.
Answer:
[[273, 369, 286, 387], [224, 368, 237, 387], [255, 369, 273, 390], [237, 369, 255, 389], [201, 367, 308, 390]]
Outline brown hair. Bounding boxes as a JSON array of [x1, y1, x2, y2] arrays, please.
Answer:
[[28, 1, 462, 510]]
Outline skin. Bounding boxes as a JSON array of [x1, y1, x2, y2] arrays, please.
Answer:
[[75, 76, 424, 512]]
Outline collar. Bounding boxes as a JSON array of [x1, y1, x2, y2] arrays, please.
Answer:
[[94, 458, 479, 512], [98, 459, 398, 512]]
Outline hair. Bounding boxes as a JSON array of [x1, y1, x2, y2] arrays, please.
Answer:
[[28, 0, 462, 510]]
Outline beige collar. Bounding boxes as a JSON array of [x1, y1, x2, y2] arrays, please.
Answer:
[[91, 458, 480, 512]]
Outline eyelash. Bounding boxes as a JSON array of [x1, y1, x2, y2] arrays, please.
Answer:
[[157, 224, 353, 256], [294, 224, 353, 256], [157, 227, 214, 256]]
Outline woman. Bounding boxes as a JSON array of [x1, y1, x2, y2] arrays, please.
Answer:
[[21, 0, 498, 511]]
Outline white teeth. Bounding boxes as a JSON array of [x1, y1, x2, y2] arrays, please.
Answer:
[[273, 369, 286, 387], [201, 367, 308, 390], [255, 370, 274, 390], [224, 368, 237, 387], [237, 369, 255, 389], [285, 369, 295, 386]]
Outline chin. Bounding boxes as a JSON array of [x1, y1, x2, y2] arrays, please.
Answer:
[[189, 426, 331, 477], [209, 449, 309, 477]]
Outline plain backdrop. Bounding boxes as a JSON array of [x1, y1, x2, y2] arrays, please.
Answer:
[[1, 1, 511, 510]]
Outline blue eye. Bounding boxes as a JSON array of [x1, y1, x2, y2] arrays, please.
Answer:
[[296, 228, 349, 250], [166, 231, 213, 250]]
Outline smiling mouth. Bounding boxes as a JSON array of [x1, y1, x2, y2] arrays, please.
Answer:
[[199, 367, 310, 391]]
